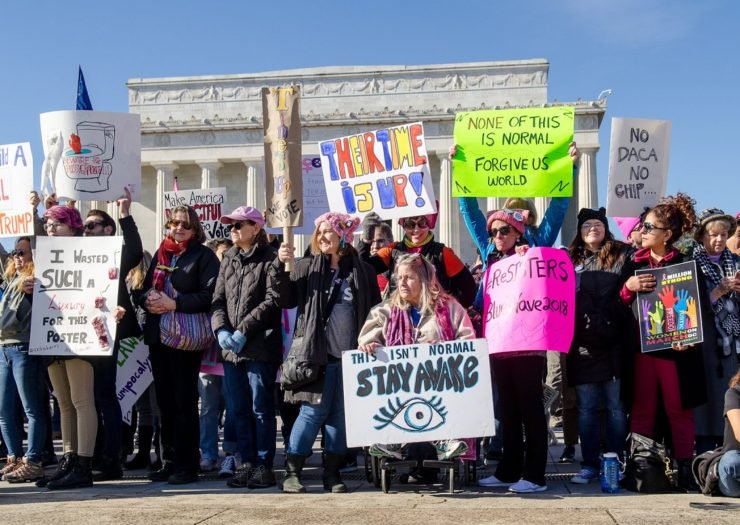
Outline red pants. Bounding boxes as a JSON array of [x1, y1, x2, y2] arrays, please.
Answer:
[[630, 352, 695, 459]]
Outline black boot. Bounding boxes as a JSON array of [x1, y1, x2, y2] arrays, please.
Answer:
[[93, 456, 123, 481], [48, 455, 93, 490], [677, 458, 698, 492], [36, 452, 76, 488], [282, 454, 306, 493], [322, 453, 347, 493], [125, 425, 154, 470]]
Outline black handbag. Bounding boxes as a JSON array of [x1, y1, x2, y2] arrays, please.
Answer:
[[622, 432, 675, 493]]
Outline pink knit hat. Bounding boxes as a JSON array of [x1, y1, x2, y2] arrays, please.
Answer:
[[486, 208, 529, 235], [314, 212, 360, 243], [43, 205, 84, 232], [614, 217, 641, 239]]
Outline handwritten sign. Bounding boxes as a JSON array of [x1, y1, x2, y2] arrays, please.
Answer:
[[262, 86, 303, 228], [636, 260, 704, 352], [39, 111, 141, 201], [319, 122, 437, 221], [483, 247, 575, 354], [452, 107, 574, 198], [0, 142, 34, 237], [342, 339, 494, 447], [116, 336, 153, 424], [30, 236, 122, 357], [164, 187, 228, 240], [606, 118, 671, 217]]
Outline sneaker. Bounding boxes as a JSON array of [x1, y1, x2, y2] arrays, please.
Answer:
[[570, 468, 598, 484], [559, 445, 576, 463], [199, 457, 218, 473], [219, 455, 240, 478], [368, 443, 403, 460], [226, 463, 254, 488], [0, 456, 21, 480], [247, 465, 276, 489], [5, 458, 44, 483], [167, 470, 199, 485], [147, 461, 176, 482], [508, 479, 547, 493], [478, 474, 511, 487], [435, 440, 468, 461]]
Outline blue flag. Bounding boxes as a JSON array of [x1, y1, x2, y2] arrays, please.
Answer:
[[76, 66, 93, 110]]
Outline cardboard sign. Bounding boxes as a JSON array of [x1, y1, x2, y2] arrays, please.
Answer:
[[164, 187, 228, 240], [319, 122, 437, 221], [0, 142, 34, 237], [342, 338, 494, 448], [29, 236, 123, 357], [452, 107, 574, 198], [116, 336, 153, 424], [483, 247, 575, 354], [262, 86, 303, 228], [606, 118, 671, 217], [636, 260, 704, 352], [39, 111, 141, 201]]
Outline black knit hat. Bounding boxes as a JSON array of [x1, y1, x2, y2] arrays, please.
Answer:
[[577, 207, 609, 233]]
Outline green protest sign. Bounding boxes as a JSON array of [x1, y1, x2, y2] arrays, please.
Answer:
[[452, 107, 575, 197]]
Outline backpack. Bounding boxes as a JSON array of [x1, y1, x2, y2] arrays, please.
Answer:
[[691, 447, 724, 496]]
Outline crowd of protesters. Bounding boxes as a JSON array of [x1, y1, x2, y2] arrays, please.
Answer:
[[0, 143, 739, 497]]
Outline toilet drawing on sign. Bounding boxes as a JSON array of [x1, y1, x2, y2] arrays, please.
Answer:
[[61, 121, 116, 193]]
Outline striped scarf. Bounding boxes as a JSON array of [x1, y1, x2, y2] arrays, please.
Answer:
[[385, 299, 455, 346]]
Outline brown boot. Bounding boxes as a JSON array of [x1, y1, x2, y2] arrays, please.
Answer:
[[0, 456, 21, 480], [6, 458, 44, 483]]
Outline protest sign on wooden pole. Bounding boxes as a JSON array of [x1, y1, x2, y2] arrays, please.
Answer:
[[262, 86, 302, 270]]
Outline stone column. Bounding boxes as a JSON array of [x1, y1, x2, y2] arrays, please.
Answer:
[[437, 155, 458, 252], [153, 163, 177, 242], [197, 161, 222, 189], [561, 148, 598, 246], [242, 159, 265, 210]]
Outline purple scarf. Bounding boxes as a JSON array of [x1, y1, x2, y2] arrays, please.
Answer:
[[385, 299, 455, 345]]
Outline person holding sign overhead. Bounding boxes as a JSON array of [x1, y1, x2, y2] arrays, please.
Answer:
[[358, 208, 476, 308], [275, 212, 380, 494], [357, 253, 476, 484], [619, 193, 706, 491], [691, 209, 740, 454]]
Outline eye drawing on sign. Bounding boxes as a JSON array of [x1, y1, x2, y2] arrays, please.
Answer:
[[373, 396, 447, 433], [41, 130, 64, 198], [61, 121, 116, 193]]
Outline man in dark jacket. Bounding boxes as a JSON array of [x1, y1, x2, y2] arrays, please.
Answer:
[[84, 187, 143, 481]]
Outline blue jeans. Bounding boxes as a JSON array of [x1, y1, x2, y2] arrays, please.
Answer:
[[198, 373, 223, 461], [223, 361, 277, 467], [288, 361, 346, 457], [719, 450, 740, 497], [0, 344, 47, 463], [575, 379, 628, 470]]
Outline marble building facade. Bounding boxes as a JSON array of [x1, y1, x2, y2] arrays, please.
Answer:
[[123, 59, 606, 259]]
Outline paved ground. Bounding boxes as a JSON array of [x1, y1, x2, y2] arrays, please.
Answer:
[[2, 433, 738, 524]]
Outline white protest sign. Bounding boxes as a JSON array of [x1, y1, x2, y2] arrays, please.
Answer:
[[0, 142, 34, 237], [116, 336, 153, 424], [342, 338, 494, 448], [606, 118, 671, 217], [267, 156, 330, 235], [164, 187, 229, 240], [319, 122, 437, 221], [30, 236, 123, 357], [39, 111, 141, 201]]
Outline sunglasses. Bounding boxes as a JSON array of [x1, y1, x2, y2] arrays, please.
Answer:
[[403, 218, 429, 230], [169, 220, 193, 230], [501, 208, 526, 223], [490, 225, 513, 237], [640, 222, 668, 234], [225, 220, 256, 232], [10, 249, 25, 257], [84, 221, 105, 230]]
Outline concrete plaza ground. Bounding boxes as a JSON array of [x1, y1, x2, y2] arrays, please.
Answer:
[[2, 432, 739, 524]]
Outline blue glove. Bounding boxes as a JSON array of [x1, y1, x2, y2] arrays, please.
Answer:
[[231, 330, 247, 353], [217, 330, 235, 351]]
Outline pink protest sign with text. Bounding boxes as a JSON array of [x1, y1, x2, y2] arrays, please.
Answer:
[[483, 247, 575, 354]]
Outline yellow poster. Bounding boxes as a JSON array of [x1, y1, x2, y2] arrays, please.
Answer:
[[452, 107, 574, 197]]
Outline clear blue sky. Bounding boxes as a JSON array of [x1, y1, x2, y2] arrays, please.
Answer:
[[1, 0, 737, 241]]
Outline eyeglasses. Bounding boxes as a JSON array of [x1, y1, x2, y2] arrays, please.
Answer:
[[84, 221, 104, 230], [226, 220, 256, 232], [640, 222, 669, 234], [45, 222, 65, 231], [403, 218, 429, 230], [581, 221, 605, 230], [10, 249, 25, 257], [168, 220, 193, 230], [490, 225, 513, 237]]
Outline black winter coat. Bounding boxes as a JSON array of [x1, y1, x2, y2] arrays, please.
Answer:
[[211, 242, 282, 365], [115, 216, 144, 342]]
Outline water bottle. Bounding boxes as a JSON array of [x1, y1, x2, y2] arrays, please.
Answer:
[[600, 452, 620, 493]]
